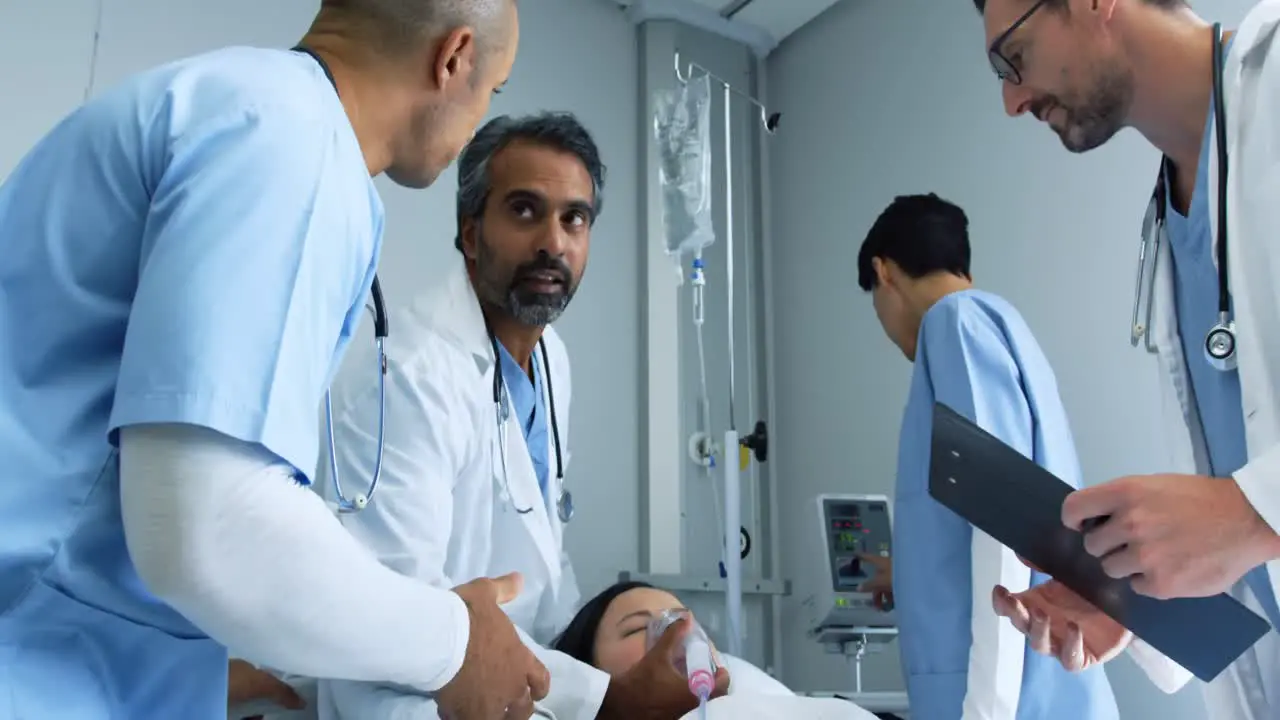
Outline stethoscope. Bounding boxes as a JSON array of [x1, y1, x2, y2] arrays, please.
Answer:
[[293, 44, 572, 524], [325, 272, 389, 513], [290, 44, 391, 513], [491, 327, 574, 524], [1131, 23, 1236, 372]]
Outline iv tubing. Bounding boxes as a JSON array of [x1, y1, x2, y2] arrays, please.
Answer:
[[692, 255, 726, 554]]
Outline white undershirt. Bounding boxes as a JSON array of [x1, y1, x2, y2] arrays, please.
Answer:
[[118, 422, 469, 692]]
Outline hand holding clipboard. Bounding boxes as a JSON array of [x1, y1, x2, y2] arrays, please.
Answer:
[[928, 402, 1269, 683], [990, 555, 1132, 672]]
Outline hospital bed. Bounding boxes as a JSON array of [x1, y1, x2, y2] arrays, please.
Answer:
[[230, 655, 886, 719]]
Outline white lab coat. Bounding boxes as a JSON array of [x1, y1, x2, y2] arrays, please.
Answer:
[[1131, 1, 1280, 715], [315, 263, 610, 719]]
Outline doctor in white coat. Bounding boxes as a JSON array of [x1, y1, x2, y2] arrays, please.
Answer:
[[974, 0, 1280, 717], [317, 111, 728, 720]]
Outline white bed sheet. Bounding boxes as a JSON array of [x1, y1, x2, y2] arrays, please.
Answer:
[[678, 694, 879, 720]]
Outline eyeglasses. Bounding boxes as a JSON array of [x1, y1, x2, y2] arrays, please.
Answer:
[[987, 0, 1052, 85]]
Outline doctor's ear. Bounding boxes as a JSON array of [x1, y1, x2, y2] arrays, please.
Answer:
[[460, 220, 479, 260], [432, 27, 478, 91]]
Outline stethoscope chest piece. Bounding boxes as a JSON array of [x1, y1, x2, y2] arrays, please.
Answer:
[[1134, 22, 1239, 375], [1205, 319, 1238, 371], [557, 490, 575, 524]]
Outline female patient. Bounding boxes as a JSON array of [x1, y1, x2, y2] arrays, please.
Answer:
[[553, 581, 888, 720]]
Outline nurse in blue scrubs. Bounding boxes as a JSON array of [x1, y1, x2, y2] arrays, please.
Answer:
[[856, 193, 1119, 720], [0, 3, 529, 718]]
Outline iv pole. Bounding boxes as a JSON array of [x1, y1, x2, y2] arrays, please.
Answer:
[[673, 50, 779, 658]]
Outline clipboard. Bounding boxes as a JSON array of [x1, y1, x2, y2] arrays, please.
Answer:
[[927, 401, 1269, 683]]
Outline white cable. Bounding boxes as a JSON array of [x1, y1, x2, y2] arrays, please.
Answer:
[[692, 257, 726, 566], [694, 315, 726, 549]]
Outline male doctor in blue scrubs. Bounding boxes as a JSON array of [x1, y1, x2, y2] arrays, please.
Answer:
[[858, 193, 1119, 720], [0, 1, 553, 719]]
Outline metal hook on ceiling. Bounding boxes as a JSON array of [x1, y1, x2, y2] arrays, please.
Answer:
[[674, 49, 695, 84]]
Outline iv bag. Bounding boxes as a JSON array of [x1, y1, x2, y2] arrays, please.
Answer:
[[653, 74, 714, 262]]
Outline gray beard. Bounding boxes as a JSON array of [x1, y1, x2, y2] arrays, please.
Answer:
[[502, 288, 570, 326], [473, 236, 575, 327]]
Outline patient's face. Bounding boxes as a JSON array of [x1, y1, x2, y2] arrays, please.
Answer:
[[870, 260, 917, 362], [593, 587, 687, 675]]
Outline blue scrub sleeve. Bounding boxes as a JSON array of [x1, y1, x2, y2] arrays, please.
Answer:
[[110, 105, 366, 480], [923, 299, 1034, 456], [919, 296, 1035, 717]]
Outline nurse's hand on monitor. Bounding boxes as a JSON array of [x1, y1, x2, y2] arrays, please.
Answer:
[[991, 557, 1132, 672], [856, 553, 893, 610]]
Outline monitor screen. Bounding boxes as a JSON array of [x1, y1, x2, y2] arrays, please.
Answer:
[[824, 498, 891, 591]]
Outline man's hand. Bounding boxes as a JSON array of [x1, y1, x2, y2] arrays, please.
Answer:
[[227, 659, 306, 715], [992, 558, 1132, 672], [436, 573, 550, 720], [856, 553, 893, 610], [597, 616, 730, 720], [1063, 474, 1280, 598]]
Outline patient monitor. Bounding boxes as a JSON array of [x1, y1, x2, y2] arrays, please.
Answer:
[[807, 494, 906, 715], [813, 493, 896, 630]]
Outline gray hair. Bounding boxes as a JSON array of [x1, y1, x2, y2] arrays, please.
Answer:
[[454, 111, 606, 251]]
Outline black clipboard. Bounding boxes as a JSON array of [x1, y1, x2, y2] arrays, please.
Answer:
[[927, 401, 1269, 683]]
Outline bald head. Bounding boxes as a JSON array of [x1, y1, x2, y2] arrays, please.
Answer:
[[318, 0, 515, 59], [304, 0, 520, 189]]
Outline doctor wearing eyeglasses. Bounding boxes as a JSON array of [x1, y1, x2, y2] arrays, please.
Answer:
[[973, 0, 1280, 716]]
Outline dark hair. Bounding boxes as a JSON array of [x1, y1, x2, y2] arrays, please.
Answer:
[[857, 193, 971, 291], [319, 0, 514, 57], [972, 0, 1183, 13], [551, 581, 655, 665], [454, 111, 607, 252]]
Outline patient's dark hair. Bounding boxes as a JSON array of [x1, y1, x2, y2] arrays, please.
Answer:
[[857, 193, 971, 291], [552, 580, 655, 665]]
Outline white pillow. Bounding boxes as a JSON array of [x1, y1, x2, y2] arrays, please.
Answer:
[[720, 654, 793, 697]]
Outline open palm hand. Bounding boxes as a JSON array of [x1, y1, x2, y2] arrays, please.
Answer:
[[993, 574, 1132, 672]]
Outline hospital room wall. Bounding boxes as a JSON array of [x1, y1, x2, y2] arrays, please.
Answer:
[[0, 0, 643, 601], [764, 0, 1257, 716]]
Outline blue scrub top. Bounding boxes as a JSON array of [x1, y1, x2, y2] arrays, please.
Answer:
[[1163, 36, 1280, 632], [894, 290, 1118, 720], [0, 47, 382, 718], [498, 342, 551, 500]]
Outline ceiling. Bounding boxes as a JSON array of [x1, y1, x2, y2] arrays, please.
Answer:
[[610, 0, 841, 47]]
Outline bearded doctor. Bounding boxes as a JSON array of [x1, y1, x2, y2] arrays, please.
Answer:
[[318, 111, 728, 720], [973, 0, 1280, 716]]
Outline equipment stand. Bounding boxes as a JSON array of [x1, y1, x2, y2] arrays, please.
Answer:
[[811, 624, 898, 695]]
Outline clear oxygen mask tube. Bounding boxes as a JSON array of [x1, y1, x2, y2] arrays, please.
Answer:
[[646, 609, 719, 717]]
